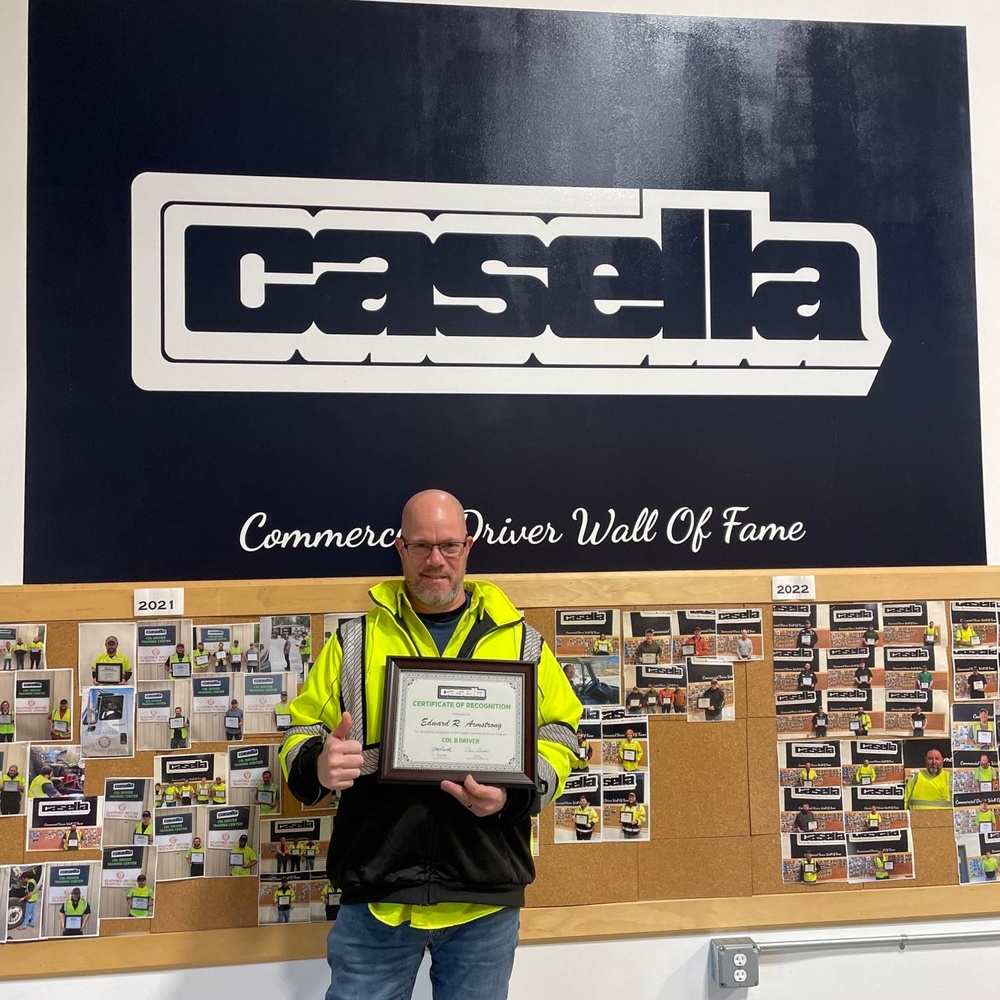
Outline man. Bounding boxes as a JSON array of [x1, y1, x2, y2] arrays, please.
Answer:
[[854, 662, 873, 689], [619, 791, 645, 839], [924, 621, 940, 645], [671, 685, 686, 714], [179, 780, 195, 807], [49, 699, 72, 741], [170, 706, 189, 749], [865, 808, 882, 831], [643, 687, 658, 714], [972, 709, 995, 748], [702, 678, 725, 721], [573, 795, 598, 841], [274, 879, 295, 923], [92, 635, 132, 684], [224, 699, 244, 741], [572, 731, 593, 770], [634, 630, 662, 664], [955, 620, 978, 646], [910, 707, 927, 736], [304, 839, 319, 872], [274, 691, 293, 733], [811, 704, 829, 738], [195, 777, 212, 805], [968, 666, 989, 699], [852, 708, 872, 736], [134, 810, 154, 846], [320, 881, 341, 921], [797, 663, 818, 692], [916, 666, 934, 691], [800, 851, 820, 884], [60, 822, 82, 850], [279, 490, 580, 1000], [214, 642, 229, 673], [0, 763, 25, 816], [976, 800, 997, 832], [246, 642, 261, 673], [903, 748, 951, 809], [974, 754, 996, 792], [28, 764, 62, 799], [656, 686, 673, 714], [854, 759, 877, 786], [798, 765, 818, 788], [211, 776, 227, 805], [861, 626, 879, 648], [873, 849, 890, 881], [797, 621, 818, 649], [288, 838, 303, 873], [19, 872, 39, 927], [688, 628, 709, 656], [59, 886, 91, 935], [28, 634, 44, 669], [230, 639, 244, 672], [165, 643, 192, 679], [186, 836, 206, 877], [793, 803, 817, 832], [735, 629, 754, 660], [12, 637, 28, 670], [230, 833, 257, 876], [983, 852, 999, 881], [256, 769, 280, 815], [298, 632, 312, 673], [618, 729, 644, 771], [625, 686, 644, 714], [591, 633, 612, 655], [283, 632, 292, 671], [192, 640, 211, 672], [162, 782, 180, 808], [126, 874, 154, 917]]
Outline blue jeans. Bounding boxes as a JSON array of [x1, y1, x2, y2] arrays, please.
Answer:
[[326, 903, 519, 1000], [25, 900, 36, 926]]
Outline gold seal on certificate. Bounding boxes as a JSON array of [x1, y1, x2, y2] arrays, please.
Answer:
[[379, 657, 537, 786]]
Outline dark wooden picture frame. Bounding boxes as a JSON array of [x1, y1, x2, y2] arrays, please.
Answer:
[[379, 656, 537, 787]]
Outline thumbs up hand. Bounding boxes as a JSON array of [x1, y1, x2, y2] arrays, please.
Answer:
[[316, 711, 364, 790]]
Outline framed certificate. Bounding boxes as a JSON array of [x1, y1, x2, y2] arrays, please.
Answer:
[[800, 675, 813, 687], [697, 698, 711, 709], [229, 852, 244, 867], [799, 634, 813, 647], [64, 915, 82, 931], [621, 749, 637, 762], [277, 894, 292, 906], [980, 821, 994, 834], [982, 781, 994, 792], [3, 781, 20, 793], [619, 809, 634, 824], [802, 779, 813, 789], [379, 656, 536, 786], [978, 730, 995, 745], [190, 852, 204, 865], [247, 653, 258, 663], [96, 661, 123, 683], [130, 895, 149, 911], [195, 655, 209, 666], [169, 717, 186, 730], [257, 788, 274, 805], [807, 821, 817, 831], [973, 680, 985, 691], [681, 643, 695, 656], [640, 653, 657, 665], [231, 653, 242, 663], [868, 819, 879, 829], [919, 680, 930, 690], [275, 713, 291, 729], [850, 722, 860, 732], [803, 864, 815, 874], [913, 719, 925, 730], [133, 833, 150, 846], [861, 776, 872, 785], [172, 662, 191, 677], [0, 715, 11, 726], [306, 848, 316, 857], [883, 861, 894, 871]]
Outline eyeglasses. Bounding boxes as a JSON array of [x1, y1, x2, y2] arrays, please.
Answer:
[[400, 539, 467, 558]]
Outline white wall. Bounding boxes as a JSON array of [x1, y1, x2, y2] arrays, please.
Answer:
[[6, 914, 1000, 998]]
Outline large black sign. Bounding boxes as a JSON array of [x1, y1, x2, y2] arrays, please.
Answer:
[[24, 1, 981, 581]]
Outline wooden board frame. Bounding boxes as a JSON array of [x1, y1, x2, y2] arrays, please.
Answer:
[[0, 564, 997, 980]]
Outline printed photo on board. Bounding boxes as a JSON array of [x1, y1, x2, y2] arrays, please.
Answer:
[[952, 749, 1000, 796], [259, 872, 310, 925], [260, 615, 311, 676], [136, 680, 193, 751], [601, 768, 650, 842], [101, 777, 154, 847], [100, 846, 155, 918], [43, 861, 100, 938], [554, 608, 621, 707], [190, 674, 234, 743], [78, 622, 137, 693], [80, 684, 134, 758], [14, 669, 74, 743], [554, 771, 602, 844], [260, 816, 332, 877], [207, 805, 258, 878], [28, 794, 102, 854], [154, 751, 227, 810], [623, 611, 685, 717], [780, 832, 848, 885], [0, 624, 47, 672], [902, 739, 953, 811], [6, 864, 43, 941], [155, 808, 210, 880], [686, 660, 735, 723], [135, 619, 194, 682], [847, 829, 915, 884], [227, 744, 280, 814], [241, 673, 297, 735], [0, 742, 29, 817]]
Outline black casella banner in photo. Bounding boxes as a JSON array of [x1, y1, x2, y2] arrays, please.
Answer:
[[24, 1, 982, 582]]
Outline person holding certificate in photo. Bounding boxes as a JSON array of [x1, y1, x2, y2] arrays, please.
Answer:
[[59, 887, 92, 936], [125, 874, 154, 917], [92, 635, 132, 685], [279, 490, 581, 1000]]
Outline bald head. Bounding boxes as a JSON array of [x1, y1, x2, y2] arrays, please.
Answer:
[[397, 490, 472, 613], [400, 490, 467, 537]]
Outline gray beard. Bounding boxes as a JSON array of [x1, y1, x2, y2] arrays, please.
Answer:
[[410, 577, 463, 609]]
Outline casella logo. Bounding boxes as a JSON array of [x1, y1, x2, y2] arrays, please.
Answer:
[[131, 173, 890, 396], [438, 686, 487, 701]]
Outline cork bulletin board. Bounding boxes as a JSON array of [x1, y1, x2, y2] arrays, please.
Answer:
[[0, 566, 997, 979]]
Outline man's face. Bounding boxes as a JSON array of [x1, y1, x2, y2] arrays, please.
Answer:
[[262, 771, 272, 783], [176, 644, 185, 656], [627, 793, 637, 805], [71, 889, 80, 900], [981, 755, 991, 768], [238, 835, 248, 847], [397, 496, 471, 613], [645, 631, 654, 640], [193, 837, 202, 848], [7, 766, 16, 777], [625, 729, 634, 740], [579, 796, 588, 807], [801, 804, 811, 812], [105, 636, 118, 655], [740, 630, 748, 638], [981, 711, 990, 723], [174, 707, 182, 716], [925, 749, 944, 775]]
